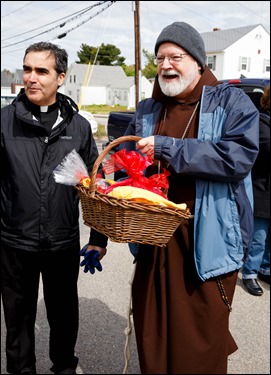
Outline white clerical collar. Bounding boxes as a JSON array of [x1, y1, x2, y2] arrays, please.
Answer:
[[40, 106, 49, 113]]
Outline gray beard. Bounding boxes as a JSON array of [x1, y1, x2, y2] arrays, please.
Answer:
[[158, 67, 199, 97]]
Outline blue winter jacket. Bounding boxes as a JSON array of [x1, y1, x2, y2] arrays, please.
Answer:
[[121, 83, 259, 281]]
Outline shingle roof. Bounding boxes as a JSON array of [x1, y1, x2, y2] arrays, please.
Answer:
[[201, 24, 263, 52]]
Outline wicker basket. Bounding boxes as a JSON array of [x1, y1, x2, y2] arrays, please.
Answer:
[[75, 135, 192, 247]]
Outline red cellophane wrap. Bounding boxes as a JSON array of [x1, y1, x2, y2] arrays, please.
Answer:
[[101, 149, 170, 198]]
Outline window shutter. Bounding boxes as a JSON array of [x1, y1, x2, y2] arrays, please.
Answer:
[[238, 57, 242, 71], [213, 55, 216, 70]]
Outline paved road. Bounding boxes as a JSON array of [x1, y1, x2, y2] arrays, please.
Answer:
[[93, 114, 108, 128], [1, 140, 270, 374]]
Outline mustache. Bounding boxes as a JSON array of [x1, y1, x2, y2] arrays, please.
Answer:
[[26, 84, 39, 89], [161, 69, 180, 76]]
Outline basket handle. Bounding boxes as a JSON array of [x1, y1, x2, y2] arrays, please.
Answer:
[[89, 135, 142, 195]]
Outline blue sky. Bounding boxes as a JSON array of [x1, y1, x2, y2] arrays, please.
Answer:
[[1, 1, 270, 72]]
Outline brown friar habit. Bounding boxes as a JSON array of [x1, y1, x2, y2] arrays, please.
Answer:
[[132, 67, 239, 374]]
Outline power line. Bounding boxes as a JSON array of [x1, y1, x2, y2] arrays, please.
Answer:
[[54, 1, 116, 41], [1, 1, 115, 49], [1, 1, 78, 36], [234, 0, 270, 22], [1, 2, 104, 42], [1, 1, 35, 19]]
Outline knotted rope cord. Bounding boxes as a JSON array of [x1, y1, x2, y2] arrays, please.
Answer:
[[122, 262, 137, 374], [216, 276, 232, 311]]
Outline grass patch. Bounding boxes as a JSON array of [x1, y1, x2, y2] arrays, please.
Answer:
[[81, 104, 134, 114]]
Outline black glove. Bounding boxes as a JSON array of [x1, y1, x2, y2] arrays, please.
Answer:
[[80, 244, 103, 274]]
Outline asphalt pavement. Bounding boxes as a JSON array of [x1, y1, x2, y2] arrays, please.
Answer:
[[1, 140, 270, 374]]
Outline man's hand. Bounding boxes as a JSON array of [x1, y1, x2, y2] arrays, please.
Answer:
[[137, 136, 155, 159], [80, 244, 107, 274]]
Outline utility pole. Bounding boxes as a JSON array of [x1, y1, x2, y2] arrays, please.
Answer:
[[133, 1, 141, 109]]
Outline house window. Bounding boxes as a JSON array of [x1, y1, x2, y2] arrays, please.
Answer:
[[70, 76, 72, 83], [263, 59, 270, 73], [207, 55, 216, 70], [124, 91, 127, 101], [238, 57, 250, 72], [73, 75, 76, 83]]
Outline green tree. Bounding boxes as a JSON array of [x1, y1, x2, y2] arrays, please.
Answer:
[[142, 48, 157, 79], [76, 43, 126, 66], [123, 64, 135, 76]]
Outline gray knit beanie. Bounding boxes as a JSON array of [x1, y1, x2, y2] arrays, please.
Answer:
[[154, 22, 206, 71]]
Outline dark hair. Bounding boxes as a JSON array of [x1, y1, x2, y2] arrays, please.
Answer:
[[260, 85, 270, 111], [23, 42, 68, 74]]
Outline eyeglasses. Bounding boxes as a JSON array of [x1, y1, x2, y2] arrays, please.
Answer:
[[155, 54, 188, 65]]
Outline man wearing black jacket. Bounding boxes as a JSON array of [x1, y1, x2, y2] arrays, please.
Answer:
[[242, 85, 270, 295], [1, 42, 108, 374]]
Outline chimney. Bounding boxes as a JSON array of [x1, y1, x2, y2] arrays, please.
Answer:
[[11, 82, 16, 94], [213, 28, 221, 31]]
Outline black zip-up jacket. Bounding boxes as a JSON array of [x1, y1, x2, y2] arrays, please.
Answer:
[[1, 90, 107, 251], [252, 108, 270, 219]]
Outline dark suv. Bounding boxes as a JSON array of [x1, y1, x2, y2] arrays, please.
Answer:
[[220, 78, 270, 110], [103, 77, 270, 149], [221, 77, 269, 92]]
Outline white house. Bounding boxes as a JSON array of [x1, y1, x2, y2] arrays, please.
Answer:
[[59, 63, 153, 109], [202, 24, 270, 80]]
